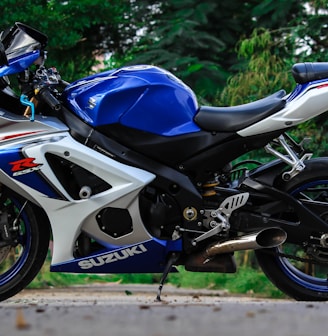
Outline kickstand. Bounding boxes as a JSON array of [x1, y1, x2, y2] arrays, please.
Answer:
[[156, 252, 179, 302]]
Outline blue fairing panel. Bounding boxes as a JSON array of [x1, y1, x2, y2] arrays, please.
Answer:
[[50, 238, 182, 273], [0, 147, 63, 199], [0, 50, 40, 77], [63, 65, 201, 136]]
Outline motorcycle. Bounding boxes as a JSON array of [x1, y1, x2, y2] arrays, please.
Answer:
[[1, 22, 328, 302]]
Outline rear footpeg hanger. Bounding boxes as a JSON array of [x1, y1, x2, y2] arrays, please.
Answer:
[[192, 192, 249, 245], [265, 134, 312, 181]]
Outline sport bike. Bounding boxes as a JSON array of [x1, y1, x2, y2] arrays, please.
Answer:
[[1, 22, 328, 302]]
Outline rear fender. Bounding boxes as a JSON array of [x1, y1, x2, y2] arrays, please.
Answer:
[[246, 159, 288, 186]]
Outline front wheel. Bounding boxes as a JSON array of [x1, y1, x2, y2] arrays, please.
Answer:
[[256, 158, 328, 301], [0, 190, 50, 301]]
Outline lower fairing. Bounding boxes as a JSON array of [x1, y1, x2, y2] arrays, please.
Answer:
[[50, 239, 182, 274]]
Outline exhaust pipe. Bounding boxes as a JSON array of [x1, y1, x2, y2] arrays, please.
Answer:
[[205, 227, 287, 258]]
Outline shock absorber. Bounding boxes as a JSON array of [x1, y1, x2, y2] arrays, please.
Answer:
[[201, 180, 219, 197]]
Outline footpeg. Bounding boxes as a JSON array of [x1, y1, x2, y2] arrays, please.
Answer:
[[193, 192, 249, 245], [265, 134, 312, 181], [213, 192, 249, 218]]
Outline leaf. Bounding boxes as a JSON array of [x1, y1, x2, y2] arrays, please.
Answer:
[[16, 308, 30, 330], [187, 63, 204, 73]]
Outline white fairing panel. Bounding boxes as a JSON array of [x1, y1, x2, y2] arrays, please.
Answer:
[[238, 84, 328, 137], [0, 109, 68, 143], [5, 133, 156, 265]]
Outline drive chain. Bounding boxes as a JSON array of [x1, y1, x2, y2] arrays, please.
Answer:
[[264, 249, 328, 266]]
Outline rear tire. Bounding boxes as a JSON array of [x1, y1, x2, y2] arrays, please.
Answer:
[[0, 191, 50, 301], [256, 158, 328, 301]]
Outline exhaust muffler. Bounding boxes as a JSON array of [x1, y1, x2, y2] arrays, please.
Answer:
[[205, 227, 287, 258]]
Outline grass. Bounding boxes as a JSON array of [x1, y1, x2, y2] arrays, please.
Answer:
[[170, 266, 284, 298], [29, 256, 285, 299]]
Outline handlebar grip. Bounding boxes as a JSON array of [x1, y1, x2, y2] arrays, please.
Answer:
[[38, 87, 61, 111]]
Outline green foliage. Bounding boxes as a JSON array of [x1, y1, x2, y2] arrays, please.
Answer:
[[29, 265, 284, 299], [293, 1, 328, 61], [251, 0, 304, 28], [122, 0, 307, 100], [125, 0, 230, 99], [0, 0, 134, 82], [216, 22, 328, 156], [1, 0, 327, 98], [29, 255, 283, 298], [290, 116, 328, 157], [217, 28, 295, 106]]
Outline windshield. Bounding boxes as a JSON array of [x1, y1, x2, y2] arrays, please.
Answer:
[[1, 22, 47, 61]]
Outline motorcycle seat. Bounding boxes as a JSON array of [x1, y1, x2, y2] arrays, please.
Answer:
[[194, 89, 286, 132], [292, 62, 328, 84]]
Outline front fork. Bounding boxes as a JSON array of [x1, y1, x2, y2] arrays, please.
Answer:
[[0, 193, 28, 248]]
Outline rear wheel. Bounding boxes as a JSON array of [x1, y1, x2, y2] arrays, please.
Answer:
[[0, 189, 49, 301], [256, 158, 328, 301]]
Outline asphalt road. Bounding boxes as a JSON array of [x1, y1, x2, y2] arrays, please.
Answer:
[[1, 284, 327, 336]]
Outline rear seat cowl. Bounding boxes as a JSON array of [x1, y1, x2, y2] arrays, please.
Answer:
[[292, 62, 328, 84]]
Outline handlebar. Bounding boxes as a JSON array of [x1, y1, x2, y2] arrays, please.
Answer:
[[19, 66, 64, 120], [37, 87, 61, 111]]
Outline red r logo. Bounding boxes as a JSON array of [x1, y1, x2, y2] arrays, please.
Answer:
[[9, 158, 41, 172]]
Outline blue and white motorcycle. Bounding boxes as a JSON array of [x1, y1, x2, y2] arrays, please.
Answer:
[[1, 22, 328, 301]]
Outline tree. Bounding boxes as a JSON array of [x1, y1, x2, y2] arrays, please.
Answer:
[[293, 0, 328, 62], [218, 29, 295, 106], [0, 0, 327, 102], [0, 0, 136, 81], [123, 0, 304, 101]]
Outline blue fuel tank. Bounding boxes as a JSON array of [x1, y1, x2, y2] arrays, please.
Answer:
[[62, 65, 201, 136]]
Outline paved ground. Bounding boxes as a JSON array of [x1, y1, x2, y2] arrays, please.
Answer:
[[1, 284, 327, 336]]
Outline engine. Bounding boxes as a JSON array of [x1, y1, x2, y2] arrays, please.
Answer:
[[139, 186, 182, 240]]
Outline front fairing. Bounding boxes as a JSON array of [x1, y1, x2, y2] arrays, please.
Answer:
[[0, 22, 47, 77], [0, 50, 40, 77]]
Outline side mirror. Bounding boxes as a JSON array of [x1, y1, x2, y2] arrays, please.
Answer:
[[0, 42, 8, 66]]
